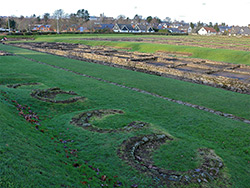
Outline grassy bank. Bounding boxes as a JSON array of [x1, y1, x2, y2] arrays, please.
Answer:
[[1, 44, 249, 120], [0, 43, 250, 187]]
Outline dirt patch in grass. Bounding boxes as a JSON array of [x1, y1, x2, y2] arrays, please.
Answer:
[[118, 134, 229, 187], [31, 87, 85, 103]]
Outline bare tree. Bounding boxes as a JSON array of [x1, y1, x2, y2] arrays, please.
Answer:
[[43, 13, 50, 25], [53, 9, 66, 33]]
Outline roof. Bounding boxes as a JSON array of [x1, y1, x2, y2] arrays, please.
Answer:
[[116, 24, 135, 31], [230, 26, 250, 35], [99, 24, 114, 30], [203, 27, 217, 33], [167, 28, 186, 33]]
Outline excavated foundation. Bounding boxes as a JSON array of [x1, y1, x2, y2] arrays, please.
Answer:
[[70, 109, 149, 133], [118, 134, 228, 186], [7, 83, 40, 88], [0, 50, 12, 56], [31, 87, 85, 103], [10, 42, 250, 94]]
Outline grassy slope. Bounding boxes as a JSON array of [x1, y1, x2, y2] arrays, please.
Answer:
[[34, 34, 250, 65], [0, 45, 250, 187], [1, 44, 249, 120]]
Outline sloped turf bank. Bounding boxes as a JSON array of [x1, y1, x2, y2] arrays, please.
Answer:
[[0, 89, 124, 187], [1, 44, 249, 120], [0, 49, 250, 187]]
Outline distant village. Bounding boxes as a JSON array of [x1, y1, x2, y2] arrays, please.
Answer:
[[1, 10, 250, 36]]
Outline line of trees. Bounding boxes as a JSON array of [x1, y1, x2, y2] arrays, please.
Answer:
[[0, 9, 90, 32], [1, 8, 167, 33]]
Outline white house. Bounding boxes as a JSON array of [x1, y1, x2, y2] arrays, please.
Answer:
[[198, 27, 217, 35], [113, 24, 136, 33], [134, 24, 155, 33]]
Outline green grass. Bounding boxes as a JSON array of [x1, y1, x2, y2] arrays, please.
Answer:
[[0, 43, 250, 187], [32, 34, 250, 65], [1, 44, 249, 120]]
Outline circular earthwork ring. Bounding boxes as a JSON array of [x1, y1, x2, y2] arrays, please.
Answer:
[[117, 134, 228, 186], [70, 109, 149, 133], [30, 87, 85, 103]]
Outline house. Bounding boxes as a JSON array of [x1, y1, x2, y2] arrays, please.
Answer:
[[166, 28, 186, 34], [32, 25, 52, 32], [218, 26, 232, 34], [0, 28, 10, 32], [94, 24, 114, 31], [113, 24, 136, 33], [158, 22, 171, 29], [229, 26, 250, 36], [89, 16, 99, 21], [178, 25, 190, 33], [134, 24, 155, 33], [77, 26, 88, 32], [198, 27, 217, 35]]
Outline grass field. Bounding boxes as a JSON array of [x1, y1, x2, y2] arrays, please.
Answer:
[[1, 35, 250, 187], [32, 34, 250, 65]]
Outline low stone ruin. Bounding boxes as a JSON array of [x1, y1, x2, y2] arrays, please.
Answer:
[[10, 42, 250, 94], [30, 87, 85, 103], [0, 50, 12, 56], [118, 134, 227, 186], [70, 109, 149, 133], [7, 83, 39, 89]]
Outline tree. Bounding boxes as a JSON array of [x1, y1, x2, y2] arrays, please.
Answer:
[[209, 22, 213, 27], [214, 23, 219, 32], [43, 13, 50, 25], [53, 9, 66, 33], [0, 17, 3, 28], [36, 16, 41, 23], [133, 14, 142, 23], [146, 16, 153, 23], [53, 9, 65, 19], [7, 18, 16, 30], [190, 22, 195, 29], [151, 17, 161, 25], [197, 21, 204, 27], [76, 9, 90, 22], [164, 17, 171, 23]]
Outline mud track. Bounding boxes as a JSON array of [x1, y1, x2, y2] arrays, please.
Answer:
[[10, 42, 250, 94]]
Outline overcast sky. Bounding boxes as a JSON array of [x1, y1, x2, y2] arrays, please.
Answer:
[[2, 0, 250, 26]]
